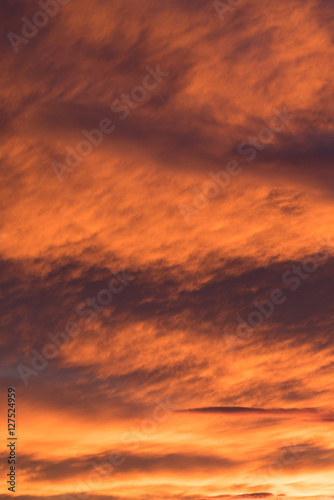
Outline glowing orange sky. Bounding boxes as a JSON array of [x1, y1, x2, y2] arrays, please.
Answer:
[[1, 0, 334, 499]]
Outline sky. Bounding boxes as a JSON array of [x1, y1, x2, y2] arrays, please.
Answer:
[[0, 0, 334, 499]]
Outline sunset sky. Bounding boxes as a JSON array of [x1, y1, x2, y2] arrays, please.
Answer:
[[1, 0, 334, 499]]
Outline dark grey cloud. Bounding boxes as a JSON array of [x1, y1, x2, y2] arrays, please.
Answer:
[[179, 406, 317, 414], [0, 449, 240, 483], [2, 0, 334, 201], [1, 251, 334, 402]]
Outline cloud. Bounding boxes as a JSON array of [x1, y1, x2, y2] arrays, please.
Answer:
[[178, 407, 318, 414], [1, 0, 334, 498]]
